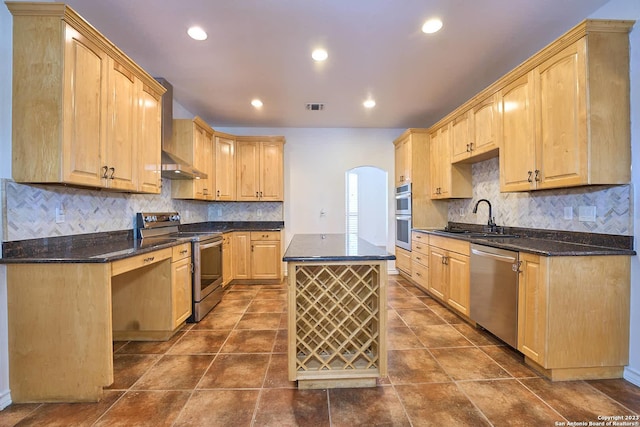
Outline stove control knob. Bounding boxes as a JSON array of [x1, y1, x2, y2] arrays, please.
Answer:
[[144, 215, 154, 223], [171, 214, 180, 222]]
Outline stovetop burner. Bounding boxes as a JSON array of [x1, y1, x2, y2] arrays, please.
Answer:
[[136, 212, 222, 243]]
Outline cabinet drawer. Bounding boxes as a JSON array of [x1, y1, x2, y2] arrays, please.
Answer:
[[250, 231, 280, 241], [111, 248, 172, 277], [172, 243, 191, 261], [412, 250, 428, 268], [411, 240, 429, 257], [411, 231, 429, 245], [429, 235, 470, 256], [411, 261, 429, 290]]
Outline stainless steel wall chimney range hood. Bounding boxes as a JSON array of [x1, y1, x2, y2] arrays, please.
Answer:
[[156, 78, 208, 180]]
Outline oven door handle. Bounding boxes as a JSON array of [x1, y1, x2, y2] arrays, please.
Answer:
[[199, 239, 223, 250]]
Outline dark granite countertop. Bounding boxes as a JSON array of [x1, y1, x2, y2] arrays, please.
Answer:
[[283, 234, 395, 262], [414, 223, 635, 257], [1, 221, 284, 264]]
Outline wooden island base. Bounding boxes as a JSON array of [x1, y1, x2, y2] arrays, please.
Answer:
[[283, 234, 395, 389]]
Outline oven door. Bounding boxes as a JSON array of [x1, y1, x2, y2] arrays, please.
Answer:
[[395, 193, 411, 215], [395, 215, 412, 250], [195, 239, 223, 301]]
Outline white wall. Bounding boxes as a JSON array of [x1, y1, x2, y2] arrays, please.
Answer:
[[590, 0, 640, 387], [215, 127, 404, 259]]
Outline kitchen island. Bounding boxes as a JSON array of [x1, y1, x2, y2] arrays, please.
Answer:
[[283, 234, 395, 389]]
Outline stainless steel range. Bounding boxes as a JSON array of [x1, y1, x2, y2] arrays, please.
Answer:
[[136, 212, 223, 322]]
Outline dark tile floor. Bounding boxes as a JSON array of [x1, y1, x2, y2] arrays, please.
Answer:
[[1, 275, 639, 426]]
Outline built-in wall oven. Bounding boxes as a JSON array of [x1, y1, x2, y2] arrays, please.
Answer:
[[395, 183, 412, 250], [136, 212, 223, 323]]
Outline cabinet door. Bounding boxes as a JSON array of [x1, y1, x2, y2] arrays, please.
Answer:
[[428, 247, 447, 301], [472, 94, 498, 155], [106, 59, 137, 191], [451, 112, 471, 163], [437, 125, 451, 198], [499, 72, 536, 192], [232, 232, 251, 279], [429, 130, 441, 198], [251, 240, 281, 280], [517, 252, 547, 365], [447, 252, 470, 316], [260, 142, 284, 201], [394, 140, 405, 186], [62, 25, 108, 188], [172, 257, 192, 328], [137, 83, 162, 194], [536, 41, 587, 189], [395, 247, 412, 275], [215, 136, 236, 200], [194, 126, 214, 200], [222, 234, 233, 286], [236, 141, 260, 201]]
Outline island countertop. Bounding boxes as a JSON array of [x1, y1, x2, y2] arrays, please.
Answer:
[[282, 234, 396, 262]]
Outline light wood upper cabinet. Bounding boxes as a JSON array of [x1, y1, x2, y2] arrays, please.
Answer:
[[105, 59, 137, 191], [394, 136, 411, 186], [137, 83, 163, 194], [451, 95, 500, 164], [7, 3, 165, 192], [429, 125, 471, 200], [499, 72, 537, 192], [236, 137, 285, 201], [214, 133, 236, 201], [498, 22, 632, 192], [170, 117, 215, 201]]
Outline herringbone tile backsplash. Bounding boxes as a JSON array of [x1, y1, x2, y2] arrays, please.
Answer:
[[1, 179, 283, 241], [0, 157, 632, 242], [448, 158, 632, 235]]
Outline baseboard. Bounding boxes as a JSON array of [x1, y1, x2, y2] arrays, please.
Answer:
[[0, 388, 11, 410], [623, 365, 640, 387]]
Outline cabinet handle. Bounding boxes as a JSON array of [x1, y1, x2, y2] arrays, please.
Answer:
[[217, 190, 220, 197], [256, 192, 259, 198], [416, 256, 422, 261], [191, 263, 194, 273], [469, 142, 474, 151], [109, 167, 115, 179], [527, 171, 533, 183], [512, 261, 522, 273], [259, 191, 263, 198], [534, 169, 540, 182], [416, 272, 422, 277], [102, 166, 109, 179], [466, 143, 470, 152], [143, 256, 155, 263], [180, 249, 188, 255], [251, 245, 254, 252]]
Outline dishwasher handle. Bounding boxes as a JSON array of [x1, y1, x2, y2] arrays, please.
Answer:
[[471, 247, 517, 263]]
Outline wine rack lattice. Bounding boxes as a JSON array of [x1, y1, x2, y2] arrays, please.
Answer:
[[292, 263, 382, 373]]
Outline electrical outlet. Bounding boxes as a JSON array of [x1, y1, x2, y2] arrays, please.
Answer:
[[217, 208, 222, 217], [55, 206, 65, 223], [563, 207, 573, 220], [578, 206, 596, 222], [257, 208, 262, 217], [459, 208, 465, 217]]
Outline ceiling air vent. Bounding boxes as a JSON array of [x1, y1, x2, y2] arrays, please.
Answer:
[[305, 103, 325, 111]]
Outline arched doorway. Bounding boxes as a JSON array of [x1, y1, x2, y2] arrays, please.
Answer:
[[346, 166, 388, 246]]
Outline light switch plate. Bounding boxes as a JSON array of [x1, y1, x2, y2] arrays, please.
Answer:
[[578, 206, 596, 222]]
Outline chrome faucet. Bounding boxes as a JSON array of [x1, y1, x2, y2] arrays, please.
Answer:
[[472, 199, 496, 231]]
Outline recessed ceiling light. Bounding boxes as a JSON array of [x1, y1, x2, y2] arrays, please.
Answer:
[[312, 48, 328, 62], [363, 99, 376, 109], [422, 18, 443, 34], [251, 99, 263, 108], [187, 26, 208, 41]]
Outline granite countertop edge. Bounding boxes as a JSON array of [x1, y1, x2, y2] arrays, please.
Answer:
[[413, 228, 635, 257], [1, 221, 285, 264], [282, 233, 395, 262]]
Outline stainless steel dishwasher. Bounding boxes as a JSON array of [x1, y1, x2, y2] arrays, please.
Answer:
[[469, 243, 519, 348]]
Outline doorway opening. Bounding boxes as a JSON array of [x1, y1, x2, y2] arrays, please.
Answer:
[[346, 166, 388, 246]]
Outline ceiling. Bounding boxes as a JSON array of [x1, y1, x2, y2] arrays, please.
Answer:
[[65, 0, 611, 129]]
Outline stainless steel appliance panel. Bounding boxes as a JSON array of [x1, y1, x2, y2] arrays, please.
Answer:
[[395, 183, 412, 215], [395, 215, 411, 250], [469, 244, 519, 348]]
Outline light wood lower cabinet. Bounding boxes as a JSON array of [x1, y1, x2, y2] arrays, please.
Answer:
[[395, 246, 412, 276], [232, 230, 282, 281], [5, 243, 194, 403], [516, 253, 630, 380], [171, 244, 192, 329], [410, 232, 429, 293], [427, 235, 470, 317], [222, 232, 233, 286]]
